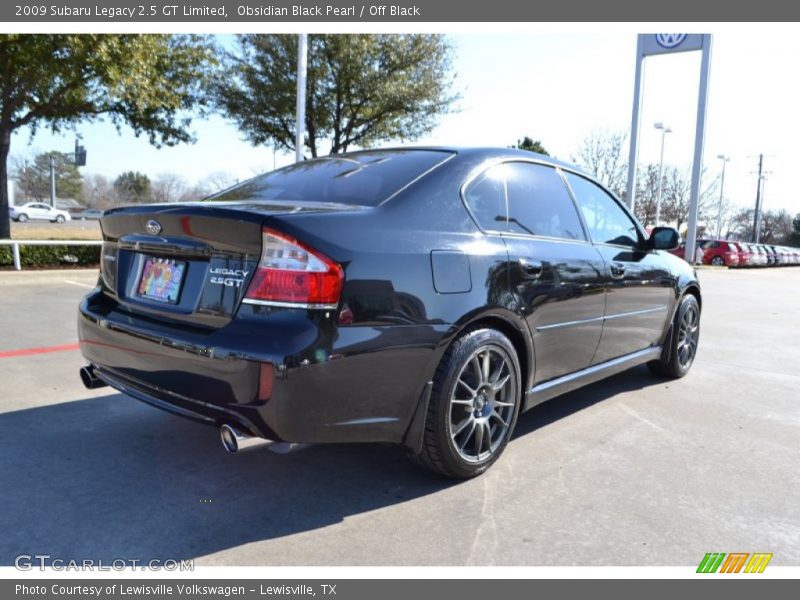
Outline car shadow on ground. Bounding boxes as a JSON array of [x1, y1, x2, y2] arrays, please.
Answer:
[[0, 365, 656, 564], [512, 364, 656, 438]]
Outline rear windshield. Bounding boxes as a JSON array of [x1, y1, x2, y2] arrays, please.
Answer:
[[207, 150, 453, 207]]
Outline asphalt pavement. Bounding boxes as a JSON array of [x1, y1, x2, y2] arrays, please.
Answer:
[[0, 267, 798, 566]]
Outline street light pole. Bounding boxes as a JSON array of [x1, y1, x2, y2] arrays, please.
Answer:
[[716, 154, 730, 238], [654, 122, 672, 226], [295, 33, 308, 163]]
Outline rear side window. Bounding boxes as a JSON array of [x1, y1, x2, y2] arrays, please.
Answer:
[[207, 150, 453, 207], [565, 173, 641, 248], [463, 164, 507, 231], [464, 162, 586, 241]]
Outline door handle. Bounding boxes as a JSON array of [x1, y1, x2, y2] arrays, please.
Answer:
[[518, 258, 543, 279], [610, 263, 626, 279]]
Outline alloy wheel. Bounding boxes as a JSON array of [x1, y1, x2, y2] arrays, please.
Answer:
[[448, 346, 517, 463], [677, 304, 699, 368]]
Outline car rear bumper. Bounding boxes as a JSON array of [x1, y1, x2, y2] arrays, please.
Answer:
[[78, 288, 447, 446]]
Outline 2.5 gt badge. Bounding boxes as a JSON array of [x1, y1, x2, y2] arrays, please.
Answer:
[[208, 267, 249, 288]]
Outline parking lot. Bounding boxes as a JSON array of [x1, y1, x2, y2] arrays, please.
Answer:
[[0, 267, 798, 566]]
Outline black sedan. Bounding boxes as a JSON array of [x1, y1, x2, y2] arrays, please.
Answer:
[[78, 148, 701, 478]]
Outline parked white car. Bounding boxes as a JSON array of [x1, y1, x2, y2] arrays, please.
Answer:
[[9, 202, 72, 223]]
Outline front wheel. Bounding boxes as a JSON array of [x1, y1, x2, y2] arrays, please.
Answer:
[[648, 294, 700, 378], [55, 215, 66, 223], [412, 328, 521, 478]]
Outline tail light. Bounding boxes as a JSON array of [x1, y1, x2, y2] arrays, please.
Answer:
[[243, 228, 343, 309]]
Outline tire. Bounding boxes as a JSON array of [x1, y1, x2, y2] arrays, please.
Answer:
[[711, 256, 724, 266], [411, 328, 522, 478], [648, 294, 700, 379], [17, 213, 28, 223], [55, 215, 65, 223]]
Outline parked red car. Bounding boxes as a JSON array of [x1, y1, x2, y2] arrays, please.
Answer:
[[697, 239, 740, 267], [729, 242, 752, 267], [668, 241, 704, 263]]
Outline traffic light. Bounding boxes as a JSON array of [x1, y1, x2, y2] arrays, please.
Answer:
[[74, 138, 87, 166]]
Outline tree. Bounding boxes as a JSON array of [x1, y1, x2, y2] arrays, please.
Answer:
[[790, 213, 800, 247], [512, 136, 549, 156], [82, 173, 116, 208], [178, 182, 213, 202], [728, 207, 755, 241], [572, 130, 628, 198], [632, 164, 660, 228], [151, 172, 188, 203], [114, 171, 152, 204], [759, 209, 793, 243], [214, 34, 458, 158], [201, 171, 238, 193], [12, 151, 83, 203], [728, 208, 793, 243], [0, 34, 214, 238], [659, 166, 719, 232]]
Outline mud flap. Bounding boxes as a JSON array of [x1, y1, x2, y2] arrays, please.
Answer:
[[401, 381, 433, 455]]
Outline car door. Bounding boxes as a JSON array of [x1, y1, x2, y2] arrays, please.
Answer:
[[465, 161, 606, 383], [30, 204, 49, 220], [563, 172, 674, 363]]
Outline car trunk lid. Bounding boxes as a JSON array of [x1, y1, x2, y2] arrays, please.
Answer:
[[99, 201, 361, 329]]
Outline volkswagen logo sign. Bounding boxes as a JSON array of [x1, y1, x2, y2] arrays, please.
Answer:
[[145, 220, 162, 235], [655, 34, 688, 49]]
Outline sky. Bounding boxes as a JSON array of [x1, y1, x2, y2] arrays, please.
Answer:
[[9, 32, 799, 215]]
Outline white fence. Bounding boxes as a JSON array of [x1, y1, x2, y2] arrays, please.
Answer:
[[0, 239, 103, 271]]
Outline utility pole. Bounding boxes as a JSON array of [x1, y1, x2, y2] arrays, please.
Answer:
[[49, 154, 56, 208], [716, 155, 730, 238], [22, 160, 30, 203], [751, 154, 770, 243]]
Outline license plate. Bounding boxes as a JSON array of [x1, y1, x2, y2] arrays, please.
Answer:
[[136, 256, 186, 304]]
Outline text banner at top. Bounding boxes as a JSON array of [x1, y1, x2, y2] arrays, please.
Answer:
[[3, 0, 800, 22]]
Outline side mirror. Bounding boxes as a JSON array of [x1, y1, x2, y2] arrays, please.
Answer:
[[648, 226, 681, 251]]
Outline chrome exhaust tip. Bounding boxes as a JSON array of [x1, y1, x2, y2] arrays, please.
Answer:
[[220, 424, 274, 454], [80, 366, 107, 390]]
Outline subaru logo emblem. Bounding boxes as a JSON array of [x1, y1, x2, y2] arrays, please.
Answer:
[[655, 34, 688, 49], [145, 220, 162, 235]]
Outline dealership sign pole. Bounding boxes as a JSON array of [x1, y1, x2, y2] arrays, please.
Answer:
[[625, 34, 712, 264]]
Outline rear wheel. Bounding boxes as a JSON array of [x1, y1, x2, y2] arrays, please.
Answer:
[[648, 294, 700, 379], [711, 256, 724, 266], [412, 328, 521, 478], [17, 213, 28, 223]]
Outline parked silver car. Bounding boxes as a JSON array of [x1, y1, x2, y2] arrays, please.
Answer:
[[9, 202, 72, 223]]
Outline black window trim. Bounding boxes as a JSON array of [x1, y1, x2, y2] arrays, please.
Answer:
[[460, 158, 591, 245], [560, 170, 649, 251]]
